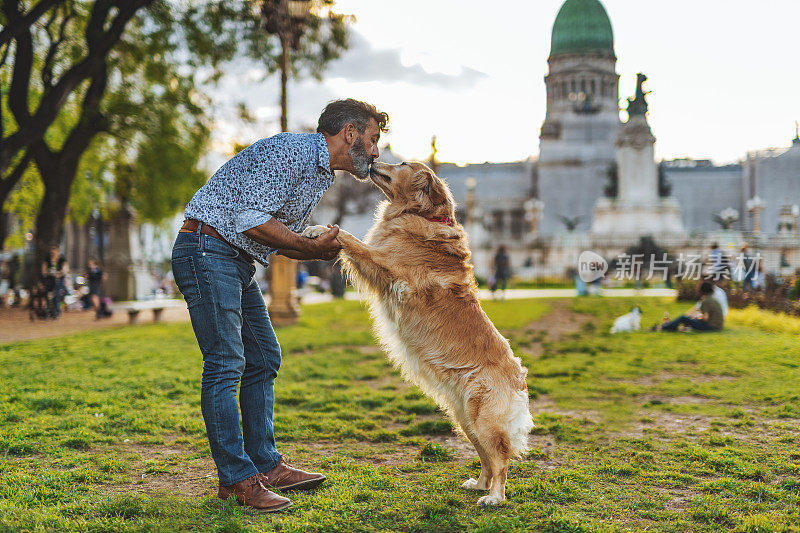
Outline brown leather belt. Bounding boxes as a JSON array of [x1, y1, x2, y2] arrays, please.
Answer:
[[179, 219, 255, 263]]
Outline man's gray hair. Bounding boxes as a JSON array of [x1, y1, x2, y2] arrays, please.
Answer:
[[317, 99, 389, 135]]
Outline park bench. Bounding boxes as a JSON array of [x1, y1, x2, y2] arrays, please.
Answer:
[[115, 299, 185, 324]]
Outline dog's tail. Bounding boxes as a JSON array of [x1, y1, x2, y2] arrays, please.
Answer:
[[507, 388, 534, 457]]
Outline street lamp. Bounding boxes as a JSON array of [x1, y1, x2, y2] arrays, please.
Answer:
[[746, 196, 765, 235], [260, 0, 313, 325], [261, 0, 312, 132]]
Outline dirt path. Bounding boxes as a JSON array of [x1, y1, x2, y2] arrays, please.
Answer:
[[518, 299, 595, 358], [0, 305, 190, 343]]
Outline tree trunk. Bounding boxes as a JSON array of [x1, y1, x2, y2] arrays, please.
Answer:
[[30, 60, 107, 284], [0, 212, 10, 249], [31, 155, 73, 283]]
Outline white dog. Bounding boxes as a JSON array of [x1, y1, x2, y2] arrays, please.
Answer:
[[610, 306, 641, 333]]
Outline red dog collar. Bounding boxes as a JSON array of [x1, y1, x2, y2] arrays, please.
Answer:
[[426, 216, 454, 226]]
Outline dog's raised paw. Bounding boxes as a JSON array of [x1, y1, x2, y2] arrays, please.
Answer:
[[302, 225, 328, 239], [477, 494, 505, 506], [461, 478, 489, 491]]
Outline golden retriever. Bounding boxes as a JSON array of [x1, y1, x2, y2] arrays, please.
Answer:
[[303, 161, 533, 505]]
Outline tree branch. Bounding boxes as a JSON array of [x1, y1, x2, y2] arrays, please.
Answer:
[[7, 21, 33, 124], [0, 0, 60, 47], [0, 150, 32, 199], [40, 4, 72, 89], [0, 40, 10, 69], [0, 41, 10, 145], [2, 0, 153, 166], [62, 62, 109, 166]]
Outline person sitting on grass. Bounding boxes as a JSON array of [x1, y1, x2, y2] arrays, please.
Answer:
[[657, 281, 724, 332]]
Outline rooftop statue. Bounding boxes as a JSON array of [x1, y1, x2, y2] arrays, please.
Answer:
[[626, 73, 650, 118]]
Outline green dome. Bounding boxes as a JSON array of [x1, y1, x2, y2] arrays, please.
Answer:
[[550, 0, 615, 57]]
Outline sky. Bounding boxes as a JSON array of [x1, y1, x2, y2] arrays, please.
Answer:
[[208, 0, 800, 167]]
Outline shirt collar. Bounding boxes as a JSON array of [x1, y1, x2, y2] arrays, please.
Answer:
[[315, 132, 332, 176]]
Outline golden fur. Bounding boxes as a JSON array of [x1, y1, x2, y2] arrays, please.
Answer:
[[303, 161, 533, 505]]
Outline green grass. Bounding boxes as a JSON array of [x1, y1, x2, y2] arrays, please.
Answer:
[[1, 297, 799, 532]]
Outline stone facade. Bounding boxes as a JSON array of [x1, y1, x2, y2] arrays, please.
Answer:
[[744, 139, 800, 234]]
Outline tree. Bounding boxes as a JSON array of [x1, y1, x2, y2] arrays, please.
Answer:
[[0, 1, 241, 270], [0, 0, 153, 229], [2, 0, 351, 284], [1, 0, 154, 264]]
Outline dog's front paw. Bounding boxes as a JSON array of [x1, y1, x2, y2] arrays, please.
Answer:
[[302, 225, 328, 239], [477, 494, 505, 506], [461, 478, 489, 491]]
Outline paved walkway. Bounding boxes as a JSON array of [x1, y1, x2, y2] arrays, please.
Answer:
[[301, 287, 677, 304], [2, 288, 675, 343]]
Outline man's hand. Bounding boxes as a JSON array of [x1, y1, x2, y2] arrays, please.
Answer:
[[307, 226, 341, 261]]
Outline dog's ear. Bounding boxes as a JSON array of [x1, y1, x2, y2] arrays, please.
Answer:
[[412, 169, 447, 210]]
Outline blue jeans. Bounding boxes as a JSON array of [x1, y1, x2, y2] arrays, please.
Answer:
[[171, 227, 282, 486], [661, 315, 719, 332], [51, 278, 65, 317]]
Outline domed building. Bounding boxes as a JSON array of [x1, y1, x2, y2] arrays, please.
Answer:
[[538, 0, 621, 235]]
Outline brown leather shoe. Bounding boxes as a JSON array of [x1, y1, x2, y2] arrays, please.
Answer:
[[259, 458, 326, 491], [218, 475, 292, 512]]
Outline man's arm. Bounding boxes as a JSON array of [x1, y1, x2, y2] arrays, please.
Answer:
[[242, 218, 340, 261]]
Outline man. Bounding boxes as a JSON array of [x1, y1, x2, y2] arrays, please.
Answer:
[[171, 99, 388, 512], [490, 245, 510, 300], [658, 281, 724, 332], [708, 242, 727, 279], [712, 283, 728, 318], [739, 243, 755, 292], [41, 246, 68, 318]]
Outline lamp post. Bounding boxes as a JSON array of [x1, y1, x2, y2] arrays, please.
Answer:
[[746, 196, 765, 235], [261, 0, 312, 132], [260, 0, 312, 325]]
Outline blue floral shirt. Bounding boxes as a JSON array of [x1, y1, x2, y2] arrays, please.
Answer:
[[184, 132, 334, 266]]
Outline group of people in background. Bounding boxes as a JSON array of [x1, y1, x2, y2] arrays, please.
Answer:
[[26, 246, 110, 321]]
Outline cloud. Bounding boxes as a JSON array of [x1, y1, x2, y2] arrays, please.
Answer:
[[326, 32, 488, 88]]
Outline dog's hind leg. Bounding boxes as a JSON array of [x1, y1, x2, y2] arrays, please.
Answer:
[[466, 391, 510, 505], [475, 428, 510, 506], [460, 426, 493, 491], [460, 390, 509, 499]]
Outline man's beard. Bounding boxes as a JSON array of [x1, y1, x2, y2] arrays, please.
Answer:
[[348, 136, 372, 179]]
